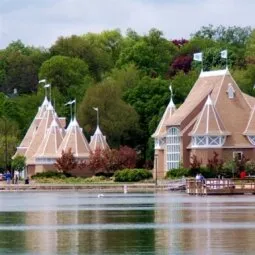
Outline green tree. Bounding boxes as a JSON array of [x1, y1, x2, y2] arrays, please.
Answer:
[[50, 35, 111, 80], [78, 79, 141, 147], [11, 155, 26, 172], [192, 24, 252, 46], [118, 28, 177, 77], [39, 55, 91, 102]]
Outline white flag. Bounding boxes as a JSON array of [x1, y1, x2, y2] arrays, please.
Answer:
[[64, 101, 72, 106], [93, 107, 98, 111], [193, 52, 202, 62], [220, 50, 228, 59], [169, 85, 173, 94], [39, 79, 46, 83], [44, 84, 51, 88]]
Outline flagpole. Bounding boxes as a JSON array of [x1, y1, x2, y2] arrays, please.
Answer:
[[97, 108, 99, 127], [74, 99, 76, 118], [70, 104, 72, 120]]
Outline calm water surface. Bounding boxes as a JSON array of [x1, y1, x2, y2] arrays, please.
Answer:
[[0, 191, 255, 254]]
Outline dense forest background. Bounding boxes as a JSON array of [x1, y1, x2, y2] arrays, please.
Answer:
[[0, 25, 255, 169]]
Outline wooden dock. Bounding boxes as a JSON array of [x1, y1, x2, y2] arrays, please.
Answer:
[[186, 178, 255, 195]]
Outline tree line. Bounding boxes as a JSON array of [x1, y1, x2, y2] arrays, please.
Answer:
[[0, 25, 254, 169]]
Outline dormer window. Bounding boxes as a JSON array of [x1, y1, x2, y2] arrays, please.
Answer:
[[227, 83, 235, 99]]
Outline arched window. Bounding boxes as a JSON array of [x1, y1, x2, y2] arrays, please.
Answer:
[[192, 135, 226, 147], [166, 127, 180, 170], [227, 83, 235, 99]]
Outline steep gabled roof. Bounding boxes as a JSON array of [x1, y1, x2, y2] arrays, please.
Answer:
[[90, 125, 109, 152], [34, 119, 64, 158], [35, 96, 49, 119], [190, 95, 229, 136], [14, 97, 49, 157], [166, 70, 228, 127], [25, 103, 57, 163], [57, 117, 91, 158], [152, 97, 176, 138], [244, 105, 255, 136]]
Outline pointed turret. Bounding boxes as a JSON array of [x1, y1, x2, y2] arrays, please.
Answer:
[[152, 96, 176, 138], [35, 96, 49, 119], [34, 119, 64, 159], [25, 102, 60, 163], [190, 95, 229, 136], [57, 117, 91, 159], [14, 97, 49, 157], [90, 125, 109, 152]]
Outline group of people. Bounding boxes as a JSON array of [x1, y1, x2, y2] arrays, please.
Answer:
[[4, 170, 20, 184]]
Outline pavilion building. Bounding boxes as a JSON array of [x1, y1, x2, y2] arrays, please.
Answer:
[[14, 97, 99, 177], [153, 69, 255, 178]]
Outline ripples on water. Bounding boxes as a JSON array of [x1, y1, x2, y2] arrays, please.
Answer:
[[0, 192, 255, 254]]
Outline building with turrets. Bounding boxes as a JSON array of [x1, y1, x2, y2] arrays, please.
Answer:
[[14, 96, 106, 177], [153, 69, 255, 178]]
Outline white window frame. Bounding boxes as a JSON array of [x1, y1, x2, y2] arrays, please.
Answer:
[[166, 127, 180, 170], [233, 151, 243, 160], [247, 136, 255, 146], [191, 135, 226, 148], [226, 83, 235, 99]]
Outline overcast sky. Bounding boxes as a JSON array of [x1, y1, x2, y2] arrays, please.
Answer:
[[0, 0, 254, 49]]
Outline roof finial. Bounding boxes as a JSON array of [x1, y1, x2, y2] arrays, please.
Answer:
[[206, 94, 213, 105]]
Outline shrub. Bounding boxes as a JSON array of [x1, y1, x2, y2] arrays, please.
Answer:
[[165, 167, 189, 179], [199, 167, 216, 178], [189, 154, 202, 176], [114, 169, 152, 182], [55, 148, 77, 174], [245, 160, 255, 175], [31, 171, 66, 179], [206, 152, 223, 176], [88, 147, 137, 174], [222, 161, 235, 178]]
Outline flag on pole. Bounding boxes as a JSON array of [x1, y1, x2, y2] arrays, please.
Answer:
[[193, 52, 202, 62], [64, 101, 72, 106], [220, 50, 228, 59], [44, 84, 51, 88], [93, 107, 98, 111], [39, 79, 46, 83]]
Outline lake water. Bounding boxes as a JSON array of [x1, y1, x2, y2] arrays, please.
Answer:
[[0, 191, 255, 255]]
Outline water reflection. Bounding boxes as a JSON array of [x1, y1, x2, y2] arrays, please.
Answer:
[[0, 192, 255, 254]]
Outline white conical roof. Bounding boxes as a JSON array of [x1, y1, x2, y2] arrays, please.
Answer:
[[152, 96, 176, 138], [34, 118, 64, 158], [35, 96, 49, 119], [57, 117, 91, 158], [90, 125, 109, 152], [15, 97, 49, 157], [190, 95, 229, 136], [25, 105, 63, 163]]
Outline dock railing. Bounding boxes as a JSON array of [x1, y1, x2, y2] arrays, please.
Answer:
[[186, 178, 255, 195]]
